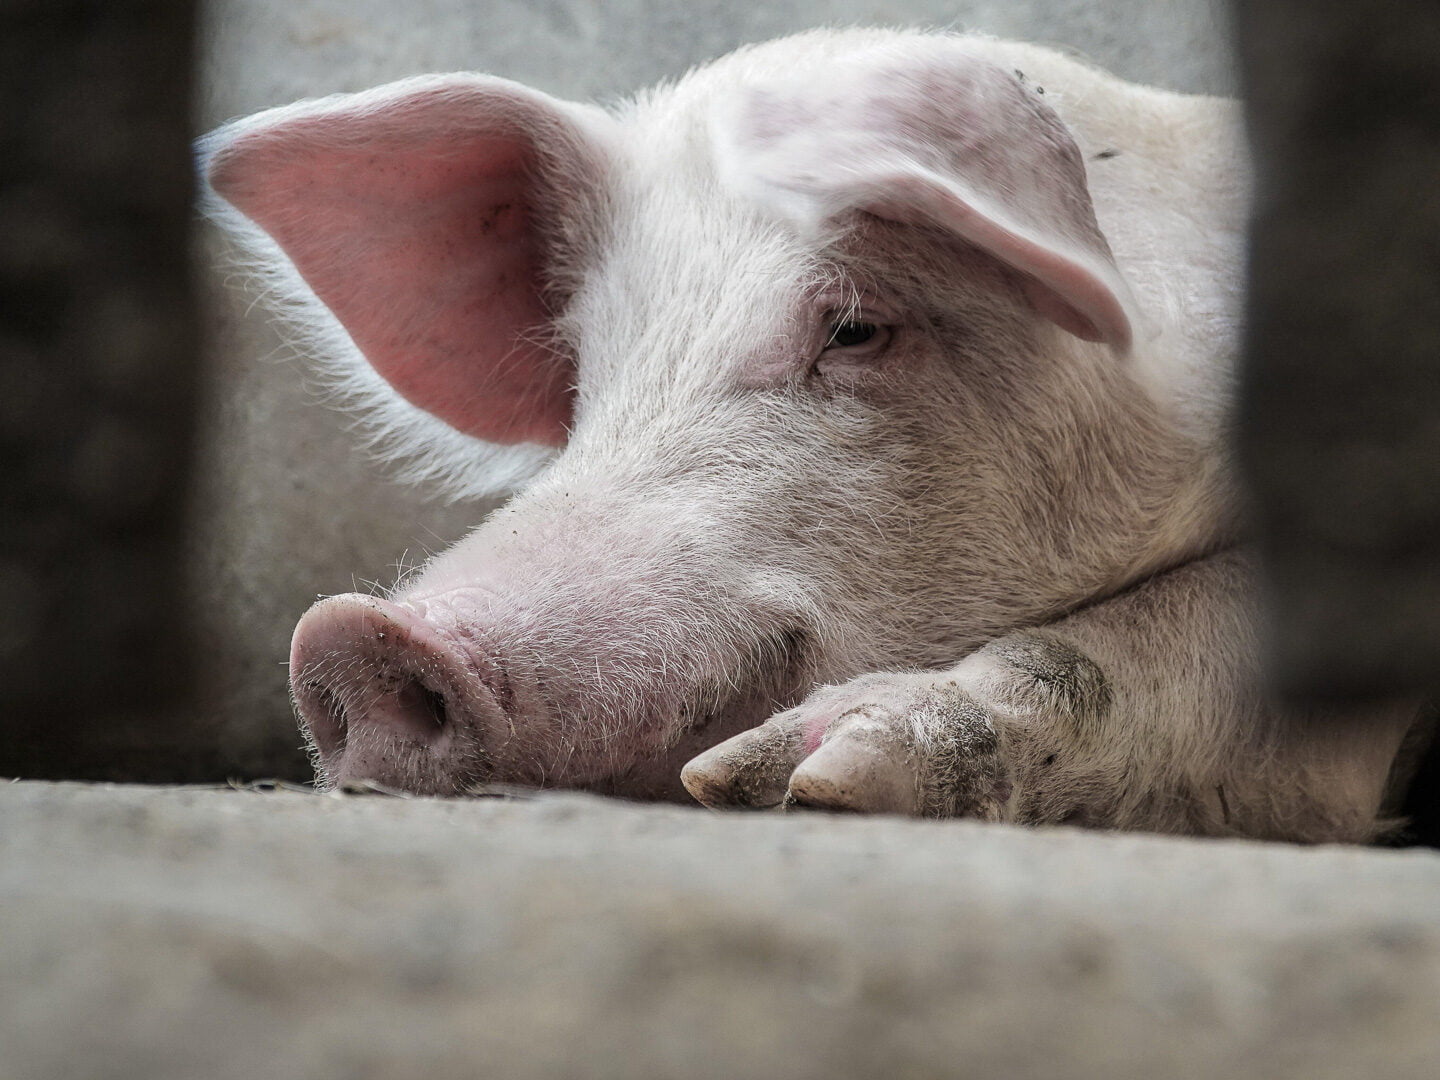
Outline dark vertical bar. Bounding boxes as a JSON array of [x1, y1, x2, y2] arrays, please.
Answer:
[[1233, 0, 1440, 842], [1234, 0, 1440, 702], [0, 1, 200, 778]]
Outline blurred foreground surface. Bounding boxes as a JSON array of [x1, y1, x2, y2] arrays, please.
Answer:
[[3, 781, 1437, 1080]]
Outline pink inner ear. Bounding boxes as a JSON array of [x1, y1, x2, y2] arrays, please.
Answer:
[[208, 88, 576, 446]]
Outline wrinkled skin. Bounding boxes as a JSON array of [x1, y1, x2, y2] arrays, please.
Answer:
[[204, 30, 1424, 839]]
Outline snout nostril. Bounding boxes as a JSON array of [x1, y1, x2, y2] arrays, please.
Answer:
[[290, 594, 503, 793], [413, 681, 449, 730], [297, 671, 451, 762], [360, 676, 450, 744]]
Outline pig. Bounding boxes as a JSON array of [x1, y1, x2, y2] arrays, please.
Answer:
[[201, 28, 1426, 841]]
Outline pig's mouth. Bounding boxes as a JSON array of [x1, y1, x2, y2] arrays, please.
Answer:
[[585, 625, 814, 799], [289, 594, 815, 800]]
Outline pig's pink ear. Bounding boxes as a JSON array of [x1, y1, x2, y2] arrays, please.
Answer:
[[714, 45, 1138, 351], [201, 75, 614, 446]]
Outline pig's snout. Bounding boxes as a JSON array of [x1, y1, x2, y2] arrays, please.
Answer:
[[290, 594, 499, 794], [289, 578, 815, 799]]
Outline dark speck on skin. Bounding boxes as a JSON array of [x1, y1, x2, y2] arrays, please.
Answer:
[[1095, 148, 1121, 160]]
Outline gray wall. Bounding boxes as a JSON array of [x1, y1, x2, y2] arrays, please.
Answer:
[[194, 0, 1238, 780]]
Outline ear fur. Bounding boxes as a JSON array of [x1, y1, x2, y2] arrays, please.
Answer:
[[712, 40, 1140, 352], [199, 75, 616, 495]]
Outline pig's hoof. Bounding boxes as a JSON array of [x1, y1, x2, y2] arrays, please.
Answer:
[[681, 671, 1013, 819]]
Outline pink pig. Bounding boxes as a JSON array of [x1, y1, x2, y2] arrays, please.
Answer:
[[202, 30, 1424, 839]]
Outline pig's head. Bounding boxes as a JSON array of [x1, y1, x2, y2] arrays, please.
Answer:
[[203, 31, 1211, 799]]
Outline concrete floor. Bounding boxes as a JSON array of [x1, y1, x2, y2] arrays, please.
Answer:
[[3, 781, 1438, 1079]]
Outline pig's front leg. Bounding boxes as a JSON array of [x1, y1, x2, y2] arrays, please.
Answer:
[[682, 550, 1417, 841]]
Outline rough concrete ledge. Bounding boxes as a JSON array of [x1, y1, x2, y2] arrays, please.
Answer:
[[2, 781, 1437, 1080]]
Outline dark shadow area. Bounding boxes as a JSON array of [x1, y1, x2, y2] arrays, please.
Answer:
[[1233, 0, 1440, 845], [0, 1, 211, 780]]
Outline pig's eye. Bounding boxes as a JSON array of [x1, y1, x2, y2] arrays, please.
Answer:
[[823, 319, 891, 353], [811, 301, 896, 375]]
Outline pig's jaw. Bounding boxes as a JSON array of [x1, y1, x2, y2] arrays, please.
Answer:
[[289, 588, 813, 799]]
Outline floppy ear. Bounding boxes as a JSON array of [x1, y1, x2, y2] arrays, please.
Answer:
[[713, 43, 1139, 351], [201, 75, 615, 447]]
